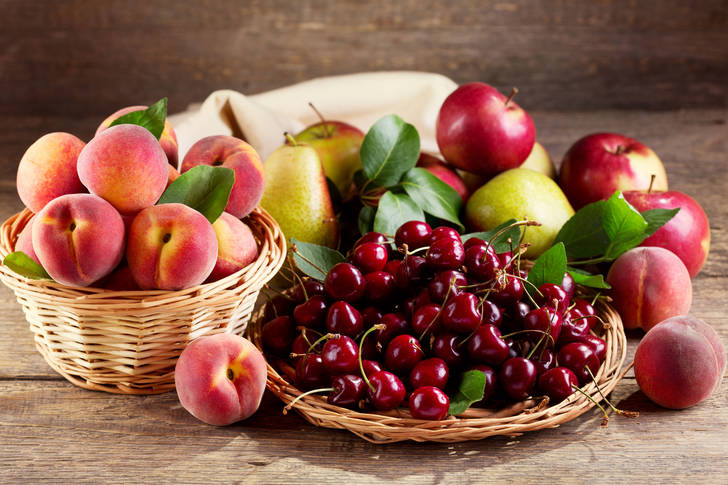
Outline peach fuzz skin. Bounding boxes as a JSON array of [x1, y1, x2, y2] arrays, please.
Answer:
[[14, 216, 40, 265], [16, 132, 86, 213], [32, 194, 125, 287], [181, 135, 265, 218], [606, 247, 692, 332], [126, 203, 218, 290], [175, 333, 267, 426], [77, 124, 169, 215], [207, 212, 259, 282], [96, 105, 179, 168]]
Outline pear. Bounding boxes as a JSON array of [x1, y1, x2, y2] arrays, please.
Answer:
[[260, 142, 339, 248], [465, 168, 574, 258], [521, 142, 556, 179]]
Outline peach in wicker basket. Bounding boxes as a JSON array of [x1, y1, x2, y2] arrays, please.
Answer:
[[0, 207, 286, 395]]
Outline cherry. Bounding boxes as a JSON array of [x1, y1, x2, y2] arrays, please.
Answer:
[[354, 231, 388, 248], [409, 386, 449, 420], [291, 328, 321, 357], [364, 270, 395, 303], [463, 236, 485, 249], [560, 272, 576, 301], [326, 301, 363, 337], [395, 221, 432, 251], [522, 307, 562, 347], [402, 288, 432, 318], [290, 279, 325, 302], [499, 357, 538, 400], [497, 251, 514, 270], [262, 315, 296, 356], [531, 348, 556, 376], [573, 299, 598, 329], [536, 283, 570, 315], [359, 334, 380, 360], [360, 306, 383, 327], [411, 303, 443, 337], [351, 242, 388, 274], [295, 353, 329, 390], [430, 226, 461, 243], [557, 342, 600, 385], [469, 364, 498, 402], [361, 359, 383, 378], [395, 255, 429, 288], [292, 295, 328, 328], [376, 312, 410, 345], [558, 315, 590, 345], [480, 299, 503, 327], [500, 301, 529, 334], [325, 263, 366, 303], [442, 293, 482, 333], [367, 370, 406, 410], [576, 334, 607, 362], [321, 335, 360, 375], [538, 367, 578, 403], [328, 374, 366, 407], [384, 259, 401, 276], [490, 274, 524, 307], [409, 357, 449, 389], [467, 323, 510, 366], [263, 294, 294, 321], [464, 244, 501, 281], [385, 334, 424, 375], [428, 270, 467, 303], [432, 332, 466, 368], [504, 338, 525, 359]]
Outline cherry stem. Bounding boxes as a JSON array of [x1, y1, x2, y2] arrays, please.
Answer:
[[505, 87, 519, 106], [420, 275, 456, 341], [307, 333, 336, 353], [358, 324, 386, 391], [307, 102, 333, 138], [647, 174, 656, 194], [506, 273, 543, 307], [571, 384, 611, 427], [590, 292, 602, 306], [289, 243, 328, 281], [283, 387, 335, 414], [483, 220, 540, 260], [586, 366, 640, 419], [284, 132, 298, 146]]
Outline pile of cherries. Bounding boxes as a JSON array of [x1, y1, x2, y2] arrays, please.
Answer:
[[261, 221, 607, 421]]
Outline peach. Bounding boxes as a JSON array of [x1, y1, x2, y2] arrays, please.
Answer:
[[175, 333, 267, 426], [167, 164, 180, 188], [207, 212, 259, 282], [181, 135, 265, 218], [126, 203, 218, 290], [32, 193, 125, 286], [96, 105, 179, 168], [606, 247, 692, 331], [78, 124, 168, 214], [16, 132, 86, 213], [14, 216, 40, 265], [634, 315, 726, 409]]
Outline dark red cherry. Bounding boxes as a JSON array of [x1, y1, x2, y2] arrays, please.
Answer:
[[576, 334, 607, 362], [559, 315, 590, 345], [351, 242, 388, 274], [409, 357, 449, 389], [465, 244, 500, 281], [377, 312, 410, 345], [522, 307, 563, 348], [504, 338, 525, 359], [481, 299, 503, 327], [263, 294, 295, 321], [364, 270, 395, 303], [385, 335, 424, 375], [293, 295, 328, 328], [395, 221, 432, 251], [463, 236, 485, 249], [290, 279, 326, 302], [402, 288, 432, 318], [409, 386, 449, 420], [430, 226, 461, 243], [531, 348, 556, 376], [499, 357, 538, 400], [325, 263, 366, 303], [573, 299, 598, 329], [411, 303, 443, 337], [328, 374, 365, 407], [432, 332, 466, 368], [361, 359, 383, 378], [367, 370, 406, 410], [295, 353, 329, 390], [384, 259, 401, 276], [560, 272, 576, 301], [467, 323, 510, 366], [291, 328, 321, 357], [498, 250, 514, 268], [469, 364, 498, 402], [321, 335, 360, 375], [538, 367, 578, 403], [354, 231, 388, 248], [557, 342, 600, 385], [442, 293, 482, 333], [262, 315, 296, 356], [536, 283, 570, 315], [490, 274, 524, 306], [428, 270, 467, 303], [359, 334, 380, 360], [500, 301, 529, 334], [360, 306, 383, 327], [326, 301, 363, 337], [395, 255, 429, 288]]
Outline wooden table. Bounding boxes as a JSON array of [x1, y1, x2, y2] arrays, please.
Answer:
[[1, 109, 726, 483]]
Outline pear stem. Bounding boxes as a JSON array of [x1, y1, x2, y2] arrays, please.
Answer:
[[505, 87, 519, 106], [284, 132, 298, 146]]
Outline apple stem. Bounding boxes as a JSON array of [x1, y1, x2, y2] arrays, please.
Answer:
[[614, 145, 626, 155], [647, 174, 656, 194], [505, 87, 519, 106], [308, 102, 333, 138]]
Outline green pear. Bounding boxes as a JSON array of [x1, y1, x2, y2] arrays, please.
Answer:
[[260, 143, 339, 248], [521, 142, 556, 179], [465, 168, 574, 258]]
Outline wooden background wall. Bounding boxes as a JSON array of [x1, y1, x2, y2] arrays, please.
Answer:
[[1, 0, 727, 118]]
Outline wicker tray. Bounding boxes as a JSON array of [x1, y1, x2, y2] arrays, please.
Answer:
[[0, 207, 286, 395], [248, 291, 627, 443]]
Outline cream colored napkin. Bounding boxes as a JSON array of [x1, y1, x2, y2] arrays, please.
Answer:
[[168, 71, 458, 165]]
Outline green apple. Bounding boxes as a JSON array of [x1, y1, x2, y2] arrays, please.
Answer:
[[465, 168, 574, 258]]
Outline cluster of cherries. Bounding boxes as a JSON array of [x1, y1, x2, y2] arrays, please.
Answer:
[[261, 220, 607, 421]]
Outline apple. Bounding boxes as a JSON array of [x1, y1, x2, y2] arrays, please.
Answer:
[[292, 121, 364, 200], [417, 152, 469, 201], [436, 83, 535, 176], [559, 133, 668, 209], [624, 189, 710, 278]]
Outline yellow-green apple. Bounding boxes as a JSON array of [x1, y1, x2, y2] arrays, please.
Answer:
[[436, 83, 535, 176], [126, 203, 218, 290], [606, 247, 692, 332], [417, 152, 469, 201], [465, 168, 574, 258], [14, 216, 39, 264], [32, 193, 125, 286], [77, 124, 169, 215], [16, 132, 86, 213], [175, 333, 267, 426], [206, 212, 259, 282], [96, 105, 179, 168], [181, 135, 265, 219], [559, 133, 668, 209], [292, 121, 364, 199], [624, 189, 710, 278]]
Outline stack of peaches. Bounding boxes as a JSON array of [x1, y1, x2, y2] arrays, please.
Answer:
[[14, 105, 265, 291]]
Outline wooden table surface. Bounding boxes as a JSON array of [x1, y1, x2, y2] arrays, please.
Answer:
[[0, 109, 726, 483]]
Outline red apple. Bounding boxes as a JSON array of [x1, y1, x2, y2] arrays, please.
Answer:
[[436, 82, 535, 176], [417, 152, 469, 201], [624, 189, 710, 278], [559, 133, 668, 209]]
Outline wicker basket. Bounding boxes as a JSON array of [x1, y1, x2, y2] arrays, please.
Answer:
[[0, 207, 286, 395], [248, 291, 628, 444]]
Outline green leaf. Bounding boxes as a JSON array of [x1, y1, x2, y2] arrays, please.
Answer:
[[3, 251, 51, 280], [373, 192, 425, 236], [603, 191, 648, 260], [448, 370, 486, 416], [642, 208, 680, 239], [157, 165, 234, 223], [108, 98, 168, 140], [527, 242, 567, 295], [401, 167, 464, 230], [358, 206, 376, 235], [567, 267, 611, 289], [461, 219, 521, 254], [360, 115, 420, 188], [290, 239, 346, 281], [554, 200, 610, 259]]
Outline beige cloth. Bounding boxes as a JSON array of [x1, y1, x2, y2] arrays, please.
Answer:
[[168, 71, 458, 166]]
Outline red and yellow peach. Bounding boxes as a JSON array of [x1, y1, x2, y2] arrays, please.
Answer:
[[207, 212, 259, 282]]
